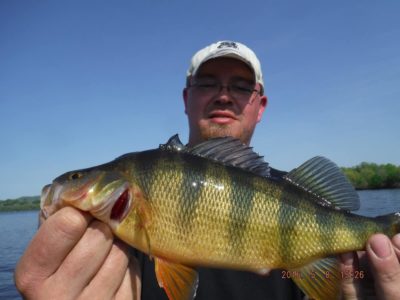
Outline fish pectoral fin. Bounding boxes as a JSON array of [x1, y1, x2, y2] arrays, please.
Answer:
[[130, 184, 153, 254], [290, 256, 341, 300], [131, 184, 152, 227], [154, 258, 199, 300]]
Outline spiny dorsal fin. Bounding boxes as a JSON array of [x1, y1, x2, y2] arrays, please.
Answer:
[[290, 256, 341, 300], [285, 156, 360, 211], [159, 134, 186, 152], [117, 135, 185, 161], [186, 137, 270, 177]]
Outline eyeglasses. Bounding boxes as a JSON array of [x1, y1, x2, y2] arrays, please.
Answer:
[[189, 79, 260, 102]]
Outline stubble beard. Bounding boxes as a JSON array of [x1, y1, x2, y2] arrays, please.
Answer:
[[200, 122, 253, 145]]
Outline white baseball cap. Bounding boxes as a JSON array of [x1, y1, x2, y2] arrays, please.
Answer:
[[187, 40, 264, 87]]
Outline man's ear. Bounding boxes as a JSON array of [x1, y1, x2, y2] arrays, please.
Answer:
[[257, 95, 268, 122]]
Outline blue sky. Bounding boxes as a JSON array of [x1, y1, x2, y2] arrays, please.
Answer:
[[1, 1, 399, 199]]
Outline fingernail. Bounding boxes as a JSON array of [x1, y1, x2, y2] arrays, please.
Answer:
[[393, 234, 400, 251], [340, 252, 354, 266], [369, 235, 392, 258]]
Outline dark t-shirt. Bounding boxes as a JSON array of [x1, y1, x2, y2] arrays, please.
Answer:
[[135, 251, 305, 300]]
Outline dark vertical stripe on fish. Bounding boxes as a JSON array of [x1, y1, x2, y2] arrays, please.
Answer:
[[315, 200, 332, 254], [176, 154, 208, 233], [133, 150, 163, 199], [228, 167, 254, 256], [278, 183, 302, 265]]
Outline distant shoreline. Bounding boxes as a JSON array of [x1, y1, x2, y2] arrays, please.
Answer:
[[341, 162, 400, 190], [0, 196, 40, 212]]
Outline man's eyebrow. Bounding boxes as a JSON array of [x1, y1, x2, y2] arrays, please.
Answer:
[[194, 75, 254, 83], [194, 75, 217, 80], [230, 76, 255, 83]]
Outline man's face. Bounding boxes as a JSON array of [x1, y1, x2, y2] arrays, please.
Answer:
[[183, 57, 267, 146]]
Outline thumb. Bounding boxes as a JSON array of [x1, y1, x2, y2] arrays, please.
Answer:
[[366, 233, 400, 300]]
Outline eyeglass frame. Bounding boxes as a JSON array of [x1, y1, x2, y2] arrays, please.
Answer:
[[187, 77, 263, 103]]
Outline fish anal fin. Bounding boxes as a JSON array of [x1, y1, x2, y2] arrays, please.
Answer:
[[155, 258, 199, 300], [290, 257, 341, 300]]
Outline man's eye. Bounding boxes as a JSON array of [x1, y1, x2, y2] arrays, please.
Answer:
[[198, 83, 217, 88], [232, 84, 252, 93]]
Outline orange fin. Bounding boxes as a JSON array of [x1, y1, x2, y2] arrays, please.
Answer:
[[154, 258, 199, 300], [290, 256, 341, 300]]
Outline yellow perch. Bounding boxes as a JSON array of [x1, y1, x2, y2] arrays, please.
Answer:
[[41, 135, 400, 300]]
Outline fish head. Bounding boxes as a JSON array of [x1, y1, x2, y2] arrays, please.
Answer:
[[41, 165, 133, 227]]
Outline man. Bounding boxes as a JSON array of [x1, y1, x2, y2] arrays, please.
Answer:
[[15, 41, 400, 299]]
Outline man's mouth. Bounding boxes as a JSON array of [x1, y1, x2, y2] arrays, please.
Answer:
[[208, 111, 237, 124]]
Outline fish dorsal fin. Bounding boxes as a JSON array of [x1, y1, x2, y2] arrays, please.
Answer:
[[285, 156, 359, 211], [155, 258, 199, 300], [290, 256, 341, 300], [186, 137, 270, 177], [159, 134, 186, 152]]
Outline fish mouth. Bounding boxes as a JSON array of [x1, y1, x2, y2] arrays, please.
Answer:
[[40, 171, 131, 226], [40, 183, 64, 219], [60, 177, 100, 205], [40, 184, 52, 209]]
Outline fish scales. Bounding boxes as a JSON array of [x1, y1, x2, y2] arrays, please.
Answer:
[[114, 150, 278, 269], [120, 151, 390, 270], [273, 182, 384, 268], [122, 152, 291, 267]]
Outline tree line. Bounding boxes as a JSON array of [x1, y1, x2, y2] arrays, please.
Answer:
[[341, 162, 400, 190], [0, 196, 40, 212]]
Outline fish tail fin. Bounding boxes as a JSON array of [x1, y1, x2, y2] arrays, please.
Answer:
[[374, 212, 400, 235], [290, 257, 341, 300]]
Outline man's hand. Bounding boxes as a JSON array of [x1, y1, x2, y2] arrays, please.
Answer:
[[14, 207, 141, 299], [340, 233, 400, 299]]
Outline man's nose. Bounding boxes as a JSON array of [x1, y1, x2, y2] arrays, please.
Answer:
[[214, 86, 233, 103]]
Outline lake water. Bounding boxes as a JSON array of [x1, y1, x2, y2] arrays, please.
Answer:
[[0, 211, 38, 299], [1, 189, 400, 299]]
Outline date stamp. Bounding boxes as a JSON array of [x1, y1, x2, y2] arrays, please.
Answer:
[[281, 270, 304, 279], [340, 270, 365, 280], [281, 270, 365, 280]]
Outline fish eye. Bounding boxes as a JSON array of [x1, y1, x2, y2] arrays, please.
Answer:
[[69, 172, 82, 180]]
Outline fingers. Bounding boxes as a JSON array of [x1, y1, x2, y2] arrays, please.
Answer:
[[366, 233, 400, 299], [114, 256, 142, 300], [78, 240, 130, 299], [339, 252, 363, 299], [50, 220, 115, 298], [15, 207, 143, 300], [15, 207, 92, 295]]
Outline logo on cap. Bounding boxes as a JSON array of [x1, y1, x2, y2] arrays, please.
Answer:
[[217, 41, 238, 49]]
